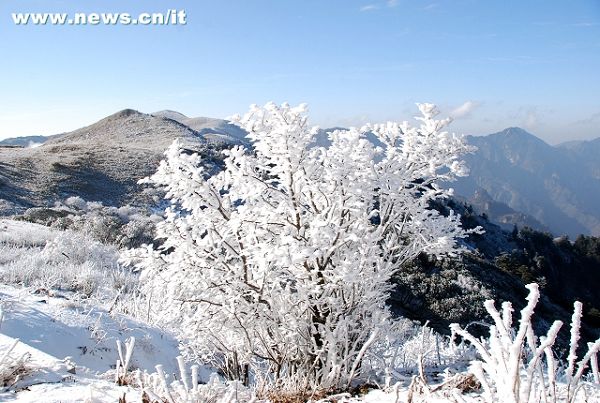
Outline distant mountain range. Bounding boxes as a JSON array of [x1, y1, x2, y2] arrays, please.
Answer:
[[1, 112, 598, 237], [0, 135, 57, 148], [454, 128, 600, 238]]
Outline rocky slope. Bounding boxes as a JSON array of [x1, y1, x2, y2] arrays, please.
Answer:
[[0, 109, 213, 214]]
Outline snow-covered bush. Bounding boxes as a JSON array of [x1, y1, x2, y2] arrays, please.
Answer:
[[19, 199, 159, 249], [125, 102, 478, 394], [134, 361, 261, 403], [450, 283, 600, 403], [115, 337, 136, 386], [42, 231, 119, 269], [0, 224, 137, 299], [110, 338, 256, 402], [340, 318, 479, 399], [63, 195, 88, 211], [58, 200, 159, 249], [364, 321, 476, 383]]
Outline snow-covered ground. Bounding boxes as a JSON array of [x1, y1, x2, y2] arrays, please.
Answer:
[[0, 218, 599, 402], [0, 286, 473, 403], [0, 283, 180, 402], [0, 219, 464, 401], [0, 219, 177, 401]]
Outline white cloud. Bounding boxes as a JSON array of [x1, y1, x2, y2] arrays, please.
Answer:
[[524, 110, 538, 129], [574, 111, 600, 126], [360, 4, 379, 12], [450, 101, 480, 119], [571, 22, 599, 27], [360, 1, 398, 12]]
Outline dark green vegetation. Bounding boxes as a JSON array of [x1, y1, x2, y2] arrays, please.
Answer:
[[390, 198, 600, 352]]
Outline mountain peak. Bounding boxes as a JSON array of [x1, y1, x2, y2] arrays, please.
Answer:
[[483, 127, 549, 148], [152, 110, 189, 121], [499, 127, 538, 139], [106, 108, 144, 120], [502, 126, 530, 134]]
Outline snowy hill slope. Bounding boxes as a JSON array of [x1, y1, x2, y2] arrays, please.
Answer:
[[0, 219, 181, 402], [0, 283, 182, 402], [0, 285, 180, 375], [0, 110, 208, 214], [152, 110, 249, 145]]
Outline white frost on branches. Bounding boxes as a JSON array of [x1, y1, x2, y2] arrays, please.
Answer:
[[451, 284, 600, 403], [124, 102, 478, 393]]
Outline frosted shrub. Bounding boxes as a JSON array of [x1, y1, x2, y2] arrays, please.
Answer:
[[63, 195, 87, 211], [450, 283, 600, 403], [563, 301, 600, 402], [115, 337, 136, 386], [390, 324, 474, 372], [42, 231, 119, 268], [111, 338, 259, 402], [134, 357, 261, 403], [362, 320, 476, 387], [126, 102, 479, 395], [62, 203, 158, 248], [69, 212, 122, 245], [21, 199, 159, 249], [0, 227, 137, 299]]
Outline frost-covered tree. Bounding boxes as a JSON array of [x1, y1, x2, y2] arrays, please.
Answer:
[[126, 102, 478, 393]]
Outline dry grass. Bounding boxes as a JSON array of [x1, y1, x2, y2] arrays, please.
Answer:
[[0, 340, 32, 391], [431, 372, 481, 394]]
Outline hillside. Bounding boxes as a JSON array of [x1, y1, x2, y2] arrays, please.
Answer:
[[151, 110, 249, 145], [0, 109, 210, 214], [557, 137, 600, 180], [458, 189, 550, 233], [390, 197, 600, 348]]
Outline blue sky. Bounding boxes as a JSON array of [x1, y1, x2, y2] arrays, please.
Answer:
[[0, 0, 599, 143]]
